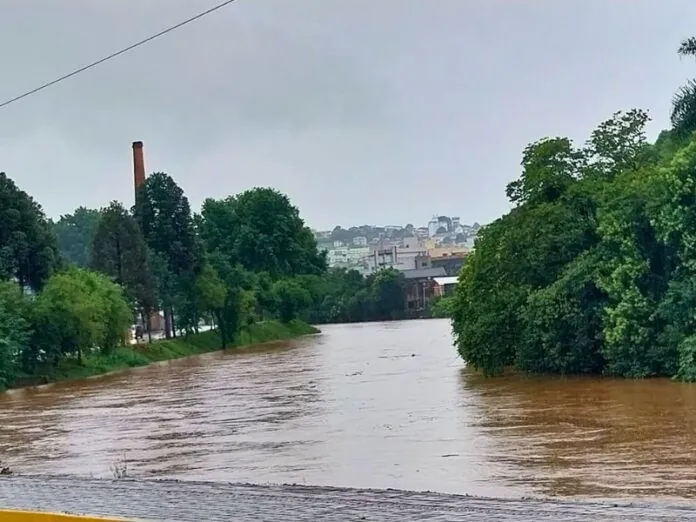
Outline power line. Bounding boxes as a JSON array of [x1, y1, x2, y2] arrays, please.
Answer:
[[0, 0, 237, 111]]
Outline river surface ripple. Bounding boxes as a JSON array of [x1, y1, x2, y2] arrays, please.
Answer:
[[2, 319, 696, 501]]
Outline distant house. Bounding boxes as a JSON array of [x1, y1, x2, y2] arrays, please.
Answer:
[[384, 225, 403, 232], [415, 227, 429, 239], [431, 254, 466, 276], [352, 236, 368, 246], [327, 246, 370, 268], [365, 236, 431, 273], [428, 247, 468, 276], [367, 246, 398, 271], [401, 267, 447, 316]]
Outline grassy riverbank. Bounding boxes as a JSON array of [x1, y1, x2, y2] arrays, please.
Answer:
[[12, 320, 319, 389]]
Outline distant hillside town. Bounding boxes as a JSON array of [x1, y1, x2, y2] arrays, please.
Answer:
[[312, 215, 481, 277]]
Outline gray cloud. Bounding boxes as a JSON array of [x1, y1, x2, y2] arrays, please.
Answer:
[[0, 0, 694, 228]]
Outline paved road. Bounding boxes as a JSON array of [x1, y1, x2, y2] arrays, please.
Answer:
[[2, 476, 696, 521]]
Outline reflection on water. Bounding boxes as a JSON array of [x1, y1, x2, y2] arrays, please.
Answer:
[[1, 319, 696, 500]]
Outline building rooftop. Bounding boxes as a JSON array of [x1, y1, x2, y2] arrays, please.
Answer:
[[402, 267, 447, 279]]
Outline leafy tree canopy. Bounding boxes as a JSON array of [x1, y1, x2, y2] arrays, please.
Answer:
[[134, 172, 203, 278], [0, 172, 59, 291], [53, 206, 101, 268], [91, 201, 156, 312], [0, 282, 31, 388], [32, 267, 131, 364], [200, 188, 326, 278], [452, 105, 696, 381]]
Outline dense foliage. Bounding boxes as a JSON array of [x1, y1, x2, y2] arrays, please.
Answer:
[[0, 174, 409, 390], [291, 267, 408, 324], [133, 172, 205, 338], [91, 202, 157, 319], [53, 206, 101, 268], [0, 172, 59, 291], [451, 79, 696, 380]]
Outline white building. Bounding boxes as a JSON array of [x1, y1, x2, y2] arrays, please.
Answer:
[[427, 215, 452, 237], [327, 246, 370, 268], [384, 225, 403, 233], [427, 218, 439, 237], [365, 236, 430, 273], [352, 236, 368, 246]]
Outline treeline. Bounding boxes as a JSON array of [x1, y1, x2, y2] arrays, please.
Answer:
[[451, 37, 696, 381], [0, 171, 410, 388], [0, 172, 131, 389], [295, 267, 409, 324]]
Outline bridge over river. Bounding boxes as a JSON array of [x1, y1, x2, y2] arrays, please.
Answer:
[[2, 320, 696, 519]]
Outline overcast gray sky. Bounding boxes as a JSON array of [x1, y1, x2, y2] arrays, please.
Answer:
[[0, 1, 694, 230]]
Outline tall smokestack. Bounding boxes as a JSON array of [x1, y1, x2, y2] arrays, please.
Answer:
[[132, 141, 145, 200]]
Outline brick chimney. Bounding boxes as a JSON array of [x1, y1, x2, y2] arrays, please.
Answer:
[[132, 141, 145, 200]]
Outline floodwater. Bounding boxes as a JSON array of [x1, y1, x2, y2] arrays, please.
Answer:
[[1, 319, 696, 501]]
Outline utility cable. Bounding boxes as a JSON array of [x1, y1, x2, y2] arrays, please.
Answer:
[[0, 0, 237, 111]]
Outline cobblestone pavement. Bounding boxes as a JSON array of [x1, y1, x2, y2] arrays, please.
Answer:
[[2, 475, 696, 521]]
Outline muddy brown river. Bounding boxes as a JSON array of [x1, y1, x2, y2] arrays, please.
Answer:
[[2, 319, 696, 503]]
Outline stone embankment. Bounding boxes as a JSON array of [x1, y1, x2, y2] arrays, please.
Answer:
[[2, 475, 696, 521]]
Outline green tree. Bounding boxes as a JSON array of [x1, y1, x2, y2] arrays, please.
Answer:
[[505, 137, 582, 205], [134, 172, 203, 337], [592, 166, 673, 377], [369, 268, 405, 321], [672, 37, 696, 136], [254, 271, 277, 319], [206, 253, 254, 348], [53, 207, 101, 268], [0, 282, 31, 389], [200, 188, 327, 278], [584, 109, 652, 176], [178, 262, 227, 334], [91, 201, 157, 320], [147, 248, 176, 336], [647, 140, 696, 380], [273, 278, 312, 323], [451, 110, 661, 378], [427, 294, 455, 318], [0, 172, 59, 291], [97, 273, 135, 353], [32, 268, 131, 364], [239, 289, 258, 327], [519, 251, 607, 375]]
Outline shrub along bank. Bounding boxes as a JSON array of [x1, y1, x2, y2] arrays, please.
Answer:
[[12, 320, 318, 389]]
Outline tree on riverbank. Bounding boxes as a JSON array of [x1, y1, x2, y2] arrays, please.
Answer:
[[134, 172, 204, 338], [90, 201, 157, 322], [53, 206, 101, 268], [0, 158, 402, 389], [200, 188, 327, 278], [32, 268, 132, 364], [451, 38, 696, 381], [0, 172, 59, 291], [0, 282, 30, 388]]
